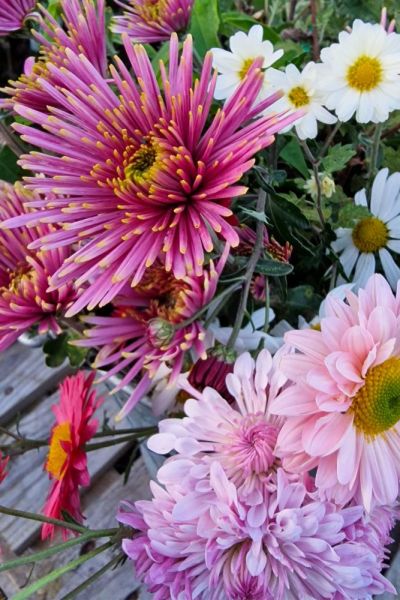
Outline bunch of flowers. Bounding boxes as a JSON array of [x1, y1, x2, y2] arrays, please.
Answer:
[[1, 1, 400, 598]]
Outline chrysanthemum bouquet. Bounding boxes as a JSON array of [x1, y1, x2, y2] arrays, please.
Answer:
[[1, 0, 400, 598]]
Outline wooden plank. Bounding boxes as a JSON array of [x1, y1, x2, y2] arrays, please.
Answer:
[[0, 384, 135, 554], [0, 342, 71, 423]]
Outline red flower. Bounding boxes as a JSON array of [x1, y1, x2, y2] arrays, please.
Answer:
[[42, 372, 103, 540], [0, 452, 9, 483]]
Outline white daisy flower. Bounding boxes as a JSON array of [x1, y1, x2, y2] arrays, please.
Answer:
[[319, 19, 400, 123], [332, 168, 400, 289], [211, 24, 283, 100], [265, 62, 337, 139]]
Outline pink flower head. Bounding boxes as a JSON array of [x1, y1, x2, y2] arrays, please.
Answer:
[[112, 0, 193, 43], [0, 0, 35, 37], [42, 371, 103, 540], [118, 464, 395, 599], [75, 248, 229, 420], [9, 34, 296, 313], [148, 349, 287, 494], [0, 182, 77, 351], [271, 273, 400, 511], [1, 0, 106, 112], [0, 451, 9, 483]]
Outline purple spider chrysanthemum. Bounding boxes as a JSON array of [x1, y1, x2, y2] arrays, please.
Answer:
[[112, 0, 193, 43], [0, 0, 35, 37], [1, 0, 106, 112], [0, 182, 77, 351], [6, 34, 296, 313]]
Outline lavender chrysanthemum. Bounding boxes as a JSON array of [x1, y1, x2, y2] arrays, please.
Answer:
[[0, 0, 35, 37], [75, 248, 228, 419], [7, 34, 295, 313], [0, 182, 77, 351], [1, 0, 106, 112], [112, 0, 193, 43]]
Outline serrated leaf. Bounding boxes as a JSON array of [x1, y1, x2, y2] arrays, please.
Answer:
[[0, 146, 23, 183], [279, 138, 309, 178], [321, 144, 356, 173], [43, 331, 88, 368], [336, 202, 371, 228], [255, 258, 293, 276], [190, 0, 220, 58]]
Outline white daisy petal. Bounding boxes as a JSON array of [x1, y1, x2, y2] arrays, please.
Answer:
[[354, 253, 375, 287], [387, 239, 400, 253], [379, 248, 400, 289], [339, 245, 359, 277], [370, 168, 389, 216]]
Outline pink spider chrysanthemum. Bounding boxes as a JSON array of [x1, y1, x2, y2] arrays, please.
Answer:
[[74, 248, 229, 420], [1, 0, 106, 112], [112, 0, 193, 43], [0, 0, 36, 37], [0, 182, 77, 351], [42, 371, 103, 540], [6, 34, 296, 313], [118, 462, 395, 599], [271, 273, 400, 512]]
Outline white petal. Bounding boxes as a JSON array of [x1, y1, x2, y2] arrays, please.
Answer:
[[353, 252, 376, 287], [339, 245, 359, 277], [379, 248, 400, 289], [370, 168, 389, 216]]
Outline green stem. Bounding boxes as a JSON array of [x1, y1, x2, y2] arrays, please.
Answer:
[[368, 122, 383, 183], [0, 505, 88, 534], [94, 426, 157, 438], [203, 281, 244, 328], [60, 553, 123, 600], [12, 541, 113, 600], [226, 189, 267, 351], [319, 121, 341, 159], [300, 138, 325, 228], [0, 530, 117, 574], [0, 120, 26, 157], [85, 433, 148, 452]]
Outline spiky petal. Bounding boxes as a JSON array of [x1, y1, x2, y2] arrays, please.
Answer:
[[0, 0, 35, 37]]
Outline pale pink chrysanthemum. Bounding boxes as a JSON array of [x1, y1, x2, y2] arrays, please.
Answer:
[[148, 349, 287, 496], [1, 0, 106, 112], [42, 371, 103, 540], [74, 249, 228, 420], [118, 462, 395, 599], [0, 182, 77, 351], [271, 273, 400, 511], [112, 0, 193, 43], [7, 34, 296, 313], [0, 0, 35, 37]]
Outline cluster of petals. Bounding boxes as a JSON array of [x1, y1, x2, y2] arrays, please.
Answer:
[[0, 451, 9, 484], [0, 0, 35, 37], [272, 273, 400, 512], [75, 248, 229, 420], [118, 351, 395, 598], [42, 371, 103, 540], [0, 181, 77, 351], [1, 0, 107, 112], [5, 33, 296, 312], [112, 0, 193, 43]]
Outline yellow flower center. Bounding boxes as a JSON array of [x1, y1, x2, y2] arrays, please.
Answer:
[[346, 55, 383, 92], [125, 142, 158, 185], [46, 422, 71, 480], [351, 357, 400, 437], [6, 263, 33, 294], [352, 216, 388, 253], [239, 58, 256, 80], [287, 86, 310, 108], [139, 0, 163, 22]]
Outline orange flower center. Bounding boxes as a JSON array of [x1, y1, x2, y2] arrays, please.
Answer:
[[46, 422, 72, 480]]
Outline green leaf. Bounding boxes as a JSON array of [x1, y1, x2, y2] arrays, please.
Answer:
[[266, 193, 311, 237], [0, 146, 23, 183], [43, 331, 88, 368], [321, 144, 356, 173], [150, 41, 171, 80], [279, 138, 309, 178], [190, 0, 220, 58], [285, 285, 322, 313], [336, 202, 371, 228], [219, 12, 279, 43], [383, 145, 400, 173], [255, 258, 293, 276], [240, 207, 268, 223]]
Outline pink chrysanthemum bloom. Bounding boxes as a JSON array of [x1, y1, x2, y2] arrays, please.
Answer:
[[271, 273, 400, 511], [0, 0, 36, 37], [8, 34, 296, 313], [42, 371, 103, 540], [1, 0, 106, 112], [75, 249, 228, 420], [118, 462, 395, 599], [112, 0, 193, 43], [0, 182, 77, 351], [148, 349, 287, 497]]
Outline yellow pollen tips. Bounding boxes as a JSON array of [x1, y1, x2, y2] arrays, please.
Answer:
[[288, 86, 310, 108], [352, 216, 388, 253], [346, 55, 383, 92], [46, 422, 71, 480], [239, 58, 256, 80], [351, 357, 400, 437], [125, 141, 158, 185]]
